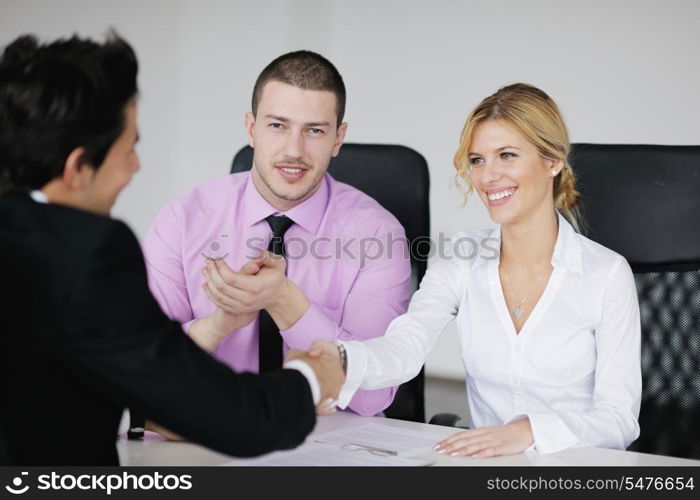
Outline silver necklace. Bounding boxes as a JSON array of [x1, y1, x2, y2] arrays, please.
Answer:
[[504, 271, 547, 319]]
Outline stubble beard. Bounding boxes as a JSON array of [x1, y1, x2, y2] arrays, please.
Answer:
[[253, 159, 323, 204]]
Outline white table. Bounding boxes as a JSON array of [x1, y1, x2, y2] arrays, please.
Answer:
[[117, 411, 700, 466]]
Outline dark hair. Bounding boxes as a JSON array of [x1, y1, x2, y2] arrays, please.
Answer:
[[251, 50, 346, 127], [0, 31, 138, 194]]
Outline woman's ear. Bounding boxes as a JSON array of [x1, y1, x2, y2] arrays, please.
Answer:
[[548, 158, 564, 177]]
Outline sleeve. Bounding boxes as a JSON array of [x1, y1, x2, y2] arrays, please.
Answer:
[[279, 224, 412, 416], [337, 253, 465, 409], [509, 257, 642, 453], [62, 221, 315, 457], [141, 201, 195, 332], [283, 360, 321, 405]]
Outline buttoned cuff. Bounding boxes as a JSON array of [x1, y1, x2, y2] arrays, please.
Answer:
[[182, 319, 196, 335], [508, 412, 579, 454], [280, 302, 339, 349], [283, 360, 321, 405], [336, 340, 367, 409]]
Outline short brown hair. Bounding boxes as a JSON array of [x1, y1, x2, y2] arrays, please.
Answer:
[[251, 50, 346, 127]]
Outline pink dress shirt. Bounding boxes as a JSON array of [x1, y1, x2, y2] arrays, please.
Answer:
[[143, 172, 411, 416]]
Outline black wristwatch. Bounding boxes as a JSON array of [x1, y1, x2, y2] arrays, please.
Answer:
[[334, 341, 348, 375]]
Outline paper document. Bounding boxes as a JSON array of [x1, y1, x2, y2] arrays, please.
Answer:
[[227, 423, 441, 466], [313, 423, 441, 456], [232, 442, 431, 466]]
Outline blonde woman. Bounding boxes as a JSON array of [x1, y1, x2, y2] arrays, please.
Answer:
[[314, 83, 641, 457]]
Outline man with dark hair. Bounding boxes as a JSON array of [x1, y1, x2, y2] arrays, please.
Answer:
[[0, 33, 343, 465], [0, 34, 139, 204], [143, 50, 411, 420]]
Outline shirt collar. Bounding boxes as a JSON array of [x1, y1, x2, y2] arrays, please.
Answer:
[[242, 172, 330, 234], [471, 212, 583, 274], [550, 212, 584, 274]]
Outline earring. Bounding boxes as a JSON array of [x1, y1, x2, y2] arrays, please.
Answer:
[[552, 170, 558, 176]]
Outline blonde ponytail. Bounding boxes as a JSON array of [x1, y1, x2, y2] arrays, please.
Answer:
[[554, 162, 582, 231]]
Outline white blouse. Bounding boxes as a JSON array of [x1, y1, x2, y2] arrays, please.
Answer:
[[339, 214, 641, 453]]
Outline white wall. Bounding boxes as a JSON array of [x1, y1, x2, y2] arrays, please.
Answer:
[[2, 0, 699, 379]]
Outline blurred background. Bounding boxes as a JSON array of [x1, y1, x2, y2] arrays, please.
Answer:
[[2, 0, 699, 419]]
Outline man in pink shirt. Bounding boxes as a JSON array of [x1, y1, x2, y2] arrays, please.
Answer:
[[143, 51, 411, 417]]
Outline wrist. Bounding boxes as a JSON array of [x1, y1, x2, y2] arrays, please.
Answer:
[[266, 279, 309, 330], [208, 310, 238, 339], [188, 313, 233, 353], [269, 277, 293, 311]]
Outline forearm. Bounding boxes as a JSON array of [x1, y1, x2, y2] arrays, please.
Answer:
[[188, 315, 225, 352], [280, 302, 344, 348], [265, 278, 310, 330], [521, 406, 640, 454], [188, 311, 246, 353], [336, 265, 463, 410], [274, 293, 406, 416]]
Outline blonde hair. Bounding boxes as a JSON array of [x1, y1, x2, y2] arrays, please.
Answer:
[[453, 83, 581, 231]]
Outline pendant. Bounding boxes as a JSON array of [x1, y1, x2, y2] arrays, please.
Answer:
[[512, 307, 523, 319]]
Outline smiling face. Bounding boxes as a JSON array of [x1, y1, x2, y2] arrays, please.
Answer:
[[468, 120, 561, 227], [246, 80, 347, 211]]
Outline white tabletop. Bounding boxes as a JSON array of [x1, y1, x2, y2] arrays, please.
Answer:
[[117, 411, 700, 466]]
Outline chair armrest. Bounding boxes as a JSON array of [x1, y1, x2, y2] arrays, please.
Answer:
[[428, 412, 462, 427]]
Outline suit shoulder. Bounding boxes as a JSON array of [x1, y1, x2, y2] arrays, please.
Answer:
[[52, 205, 137, 247], [42, 205, 141, 260], [9, 198, 136, 251]]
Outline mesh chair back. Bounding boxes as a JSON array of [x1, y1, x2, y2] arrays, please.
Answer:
[[572, 143, 700, 458]]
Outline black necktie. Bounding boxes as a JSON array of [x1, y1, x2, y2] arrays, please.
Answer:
[[259, 215, 294, 372]]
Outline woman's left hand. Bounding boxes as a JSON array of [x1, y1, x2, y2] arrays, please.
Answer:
[[433, 418, 534, 458]]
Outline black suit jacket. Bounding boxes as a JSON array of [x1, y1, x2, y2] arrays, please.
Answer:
[[0, 193, 315, 465]]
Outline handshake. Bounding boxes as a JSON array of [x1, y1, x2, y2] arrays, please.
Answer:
[[147, 339, 347, 441], [286, 340, 346, 415]]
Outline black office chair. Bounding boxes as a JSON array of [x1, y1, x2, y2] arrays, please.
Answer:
[[571, 143, 700, 459], [231, 144, 430, 423]]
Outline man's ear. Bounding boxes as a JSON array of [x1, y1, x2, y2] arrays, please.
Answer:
[[245, 112, 256, 148], [331, 122, 348, 157], [61, 147, 94, 189]]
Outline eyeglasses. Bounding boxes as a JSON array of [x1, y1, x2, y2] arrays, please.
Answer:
[[340, 442, 398, 457]]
